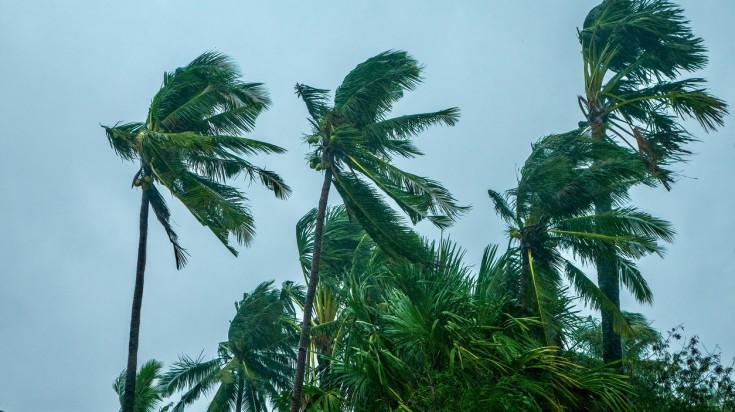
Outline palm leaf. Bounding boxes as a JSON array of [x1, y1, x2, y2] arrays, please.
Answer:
[[147, 185, 189, 269], [334, 50, 422, 127], [331, 168, 428, 263]]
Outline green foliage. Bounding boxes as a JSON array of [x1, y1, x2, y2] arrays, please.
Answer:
[[103, 51, 290, 262], [566, 316, 735, 411], [578, 0, 728, 188], [295, 50, 467, 263], [300, 240, 633, 412], [488, 130, 673, 344], [159, 281, 299, 412], [629, 328, 735, 411], [114, 360, 173, 412]]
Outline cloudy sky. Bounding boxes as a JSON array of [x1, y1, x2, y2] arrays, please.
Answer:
[[1, 1, 733, 410]]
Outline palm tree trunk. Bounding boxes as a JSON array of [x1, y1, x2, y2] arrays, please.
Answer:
[[520, 246, 529, 315], [122, 190, 150, 412], [236, 372, 244, 412], [290, 168, 332, 412], [590, 114, 624, 369], [596, 196, 623, 368]]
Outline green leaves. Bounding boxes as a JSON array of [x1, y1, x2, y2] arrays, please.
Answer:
[[114, 360, 173, 412], [334, 50, 422, 127], [103, 51, 290, 263], [150, 51, 270, 135], [328, 240, 633, 411], [332, 169, 429, 264], [488, 131, 673, 341], [161, 282, 298, 412], [581, 0, 707, 81], [295, 50, 465, 263], [578, 0, 728, 189]]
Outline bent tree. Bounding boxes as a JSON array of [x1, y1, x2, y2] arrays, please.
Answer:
[[488, 131, 674, 346], [103, 52, 290, 412], [577, 0, 727, 366], [290, 50, 466, 412]]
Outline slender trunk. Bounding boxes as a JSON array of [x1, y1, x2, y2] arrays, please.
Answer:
[[519, 246, 529, 315], [236, 371, 244, 412], [596, 196, 623, 368], [122, 190, 150, 412], [290, 168, 332, 412], [590, 113, 624, 369]]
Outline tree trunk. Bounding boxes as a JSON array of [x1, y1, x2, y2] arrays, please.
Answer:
[[590, 114, 624, 369], [290, 168, 332, 412], [596, 196, 623, 368], [236, 371, 244, 412], [519, 246, 529, 315], [122, 190, 150, 412]]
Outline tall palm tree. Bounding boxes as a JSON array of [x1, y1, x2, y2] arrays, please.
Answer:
[[289, 50, 466, 411], [103, 52, 291, 412], [159, 281, 299, 412], [488, 130, 674, 346], [577, 0, 728, 365], [114, 360, 173, 412], [295, 205, 370, 381]]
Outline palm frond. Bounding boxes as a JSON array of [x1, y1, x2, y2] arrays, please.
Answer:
[[616, 256, 653, 304], [562, 260, 633, 337], [487, 189, 518, 226], [348, 152, 469, 227], [147, 185, 189, 269], [331, 168, 428, 264], [102, 122, 145, 161], [153, 166, 255, 254], [365, 108, 460, 141], [150, 52, 270, 135], [581, 0, 707, 80], [334, 50, 422, 127], [159, 355, 222, 395], [295, 83, 331, 122]]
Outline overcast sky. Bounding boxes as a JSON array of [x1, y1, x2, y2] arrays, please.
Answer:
[[1, 1, 733, 410]]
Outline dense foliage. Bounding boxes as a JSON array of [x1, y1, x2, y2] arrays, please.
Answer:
[[106, 1, 730, 411]]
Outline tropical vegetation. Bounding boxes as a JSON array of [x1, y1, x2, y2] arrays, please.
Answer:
[[102, 1, 731, 411], [576, 0, 728, 366], [103, 51, 290, 412]]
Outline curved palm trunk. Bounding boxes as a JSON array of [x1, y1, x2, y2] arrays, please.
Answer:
[[290, 168, 332, 412], [122, 190, 150, 412], [590, 115, 623, 369]]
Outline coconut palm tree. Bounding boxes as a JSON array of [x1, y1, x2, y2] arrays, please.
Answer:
[[289, 50, 466, 411], [159, 281, 299, 412], [114, 359, 173, 412], [102, 52, 290, 412], [576, 0, 728, 366], [294, 205, 371, 380], [487, 130, 674, 347]]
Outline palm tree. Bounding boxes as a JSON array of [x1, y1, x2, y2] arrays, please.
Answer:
[[159, 281, 299, 412], [294, 206, 370, 380], [114, 359, 173, 412], [488, 130, 674, 347], [102, 52, 291, 412], [327, 240, 632, 411], [577, 0, 728, 365], [289, 50, 466, 411]]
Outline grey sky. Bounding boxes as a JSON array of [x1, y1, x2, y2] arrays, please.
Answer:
[[0, 1, 733, 410]]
